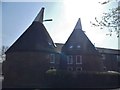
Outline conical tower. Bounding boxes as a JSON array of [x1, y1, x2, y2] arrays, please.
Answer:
[[6, 7, 56, 53], [62, 18, 98, 54], [61, 18, 102, 72]]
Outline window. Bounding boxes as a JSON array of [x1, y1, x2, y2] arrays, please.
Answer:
[[69, 45, 73, 49], [48, 42, 52, 45], [67, 55, 73, 64], [76, 55, 82, 64], [77, 45, 81, 48], [50, 66, 55, 70], [103, 66, 106, 71], [50, 54, 55, 63], [67, 67, 73, 71], [101, 54, 105, 60], [117, 55, 120, 60], [76, 67, 82, 71]]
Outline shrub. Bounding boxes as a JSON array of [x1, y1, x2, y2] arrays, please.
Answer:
[[44, 71, 120, 88]]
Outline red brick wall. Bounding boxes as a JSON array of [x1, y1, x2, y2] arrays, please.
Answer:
[[2, 52, 59, 88]]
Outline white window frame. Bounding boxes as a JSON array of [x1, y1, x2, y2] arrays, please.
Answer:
[[76, 67, 82, 71], [67, 55, 73, 64], [76, 55, 82, 64], [50, 54, 55, 63]]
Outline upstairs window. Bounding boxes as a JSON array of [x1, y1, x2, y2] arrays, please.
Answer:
[[67, 55, 73, 64], [77, 45, 81, 48], [50, 54, 55, 63], [69, 45, 73, 49], [101, 54, 105, 60], [48, 42, 52, 46], [76, 55, 82, 64]]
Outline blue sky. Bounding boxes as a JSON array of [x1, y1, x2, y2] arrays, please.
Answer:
[[1, 0, 119, 50]]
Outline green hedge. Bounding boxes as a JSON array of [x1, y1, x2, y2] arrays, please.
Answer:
[[43, 71, 120, 88]]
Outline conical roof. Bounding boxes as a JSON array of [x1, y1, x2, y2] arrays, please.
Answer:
[[34, 7, 44, 23], [62, 18, 98, 54], [6, 8, 56, 53]]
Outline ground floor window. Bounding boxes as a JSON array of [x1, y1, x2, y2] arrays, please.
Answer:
[[50, 66, 56, 70], [67, 55, 73, 64], [50, 54, 55, 63], [76, 55, 82, 64], [67, 67, 73, 71], [76, 67, 82, 71]]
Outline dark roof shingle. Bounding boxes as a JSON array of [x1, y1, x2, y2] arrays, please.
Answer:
[[62, 18, 98, 54], [6, 8, 56, 53]]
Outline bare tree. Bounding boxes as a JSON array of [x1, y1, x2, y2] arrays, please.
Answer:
[[90, 0, 120, 37], [0, 46, 9, 62]]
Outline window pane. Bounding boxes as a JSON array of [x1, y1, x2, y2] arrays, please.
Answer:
[[67, 55, 73, 64], [77, 45, 81, 48], [101, 54, 105, 60], [50, 54, 55, 63], [69, 46, 73, 48], [76, 55, 82, 64]]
